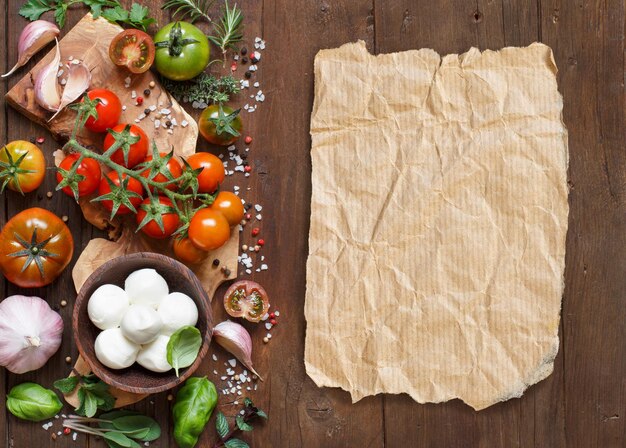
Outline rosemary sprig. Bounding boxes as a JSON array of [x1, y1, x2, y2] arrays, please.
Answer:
[[208, 0, 243, 57], [162, 0, 213, 23]]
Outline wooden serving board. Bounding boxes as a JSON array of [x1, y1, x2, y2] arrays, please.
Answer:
[[5, 13, 239, 408]]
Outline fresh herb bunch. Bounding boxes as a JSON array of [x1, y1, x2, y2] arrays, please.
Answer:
[[57, 97, 218, 237], [62, 410, 161, 447], [160, 72, 240, 105], [213, 398, 267, 448], [162, 0, 214, 23], [54, 374, 116, 418], [19, 0, 155, 30], [208, 0, 244, 57]]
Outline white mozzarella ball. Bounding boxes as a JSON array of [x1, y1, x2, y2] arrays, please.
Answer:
[[120, 304, 163, 345], [95, 328, 139, 370], [137, 335, 172, 373], [124, 269, 169, 308], [157, 292, 199, 336], [88, 284, 130, 330]]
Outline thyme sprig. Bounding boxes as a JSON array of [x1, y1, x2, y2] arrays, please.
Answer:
[[160, 73, 240, 105]]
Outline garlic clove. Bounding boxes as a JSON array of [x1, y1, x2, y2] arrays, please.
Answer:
[[121, 304, 163, 345], [33, 39, 61, 112], [137, 335, 172, 373], [125, 269, 169, 309], [48, 61, 91, 122], [2, 20, 59, 78], [95, 328, 140, 370], [213, 320, 263, 381], [157, 292, 199, 336]]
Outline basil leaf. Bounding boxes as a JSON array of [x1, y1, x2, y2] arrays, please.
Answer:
[[6, 383, 62, 422], [103, 431, 141, 448], [173, 377, 218, 448], [216, 411, 229, 438], [167, 326, 202, 377], [53, 376, 80, 394], [112, 415, 161, 442]]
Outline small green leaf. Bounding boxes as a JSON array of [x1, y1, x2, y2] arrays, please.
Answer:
[[102, 5, 129, 22], [167, 326, 202, 377], [236, 415, 253, 432], [256, 409, 268, 420], [216, 411, 229, 438], [19, 0, 54, 21], [103, 431, 141, 448], [53, 376, 80, 394], [224, 438, 250, 448], [112, 415, 161, 442], [82, 390, 98, 418]]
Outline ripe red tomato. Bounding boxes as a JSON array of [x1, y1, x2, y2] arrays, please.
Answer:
[[223, 280, 270, 322], [104, 124, 149, 169], [0, 140, 45, 194], [56, 153, 102, 198], [109, 29, 155, 74], [83, 89, 122, 133], [211, 191, 244, 227], [188, 208, 230, 251], [172, 237, 208, 265], [0, 208, 74, 288], [97, 171, 144, 215], [141, 153, 183, 192], [136, 196, 180, 239], [186, 152, 225, 193]]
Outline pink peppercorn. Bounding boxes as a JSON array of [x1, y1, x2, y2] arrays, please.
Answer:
[[270, 319, 277, 325], [244, 136, 253, 144], [257, 239, 265, 246], [244, 166, 252, 173], [137, 97, 144, 105], [252, 228, 260, 236]]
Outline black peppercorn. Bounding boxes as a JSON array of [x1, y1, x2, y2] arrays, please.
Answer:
[[213, 259, 220, 267], [144, 108, 151, 115], [244, 71, 252, 79], [241, 57, 248, 64], [143, 89, 151, 97], [241, 47, 248, 55]]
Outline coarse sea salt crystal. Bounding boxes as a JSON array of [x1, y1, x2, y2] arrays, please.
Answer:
[[256, 214, 262, 220], [260, 264, 268, 271], [131, 90, 137, 99], [255, 204, 263, 212], [230, 387, 236, 393], [267, 333, 272, 339], [213, 370, 218, 375], [221, 376, 227, 380], [212, 354, 218, 361], [254, 82, 260, 88], [265, 322, 273, 330], [235, 166, 245, 172], [275, 311, 280, 317], [261, 313, 269, 321], [73, 433, 78, 441], [246, 269, 252, 274]]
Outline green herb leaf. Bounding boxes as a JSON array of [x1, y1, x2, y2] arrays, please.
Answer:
[[224, 438, 250, 448], [167, 326, 202, 377], [77, 390, 98, 418], [173, 377, 218, 448], [101, 5, 128, 22], [6, 383, 62, 422], [19, 0, 54, 21], [256, 409, 268, 419], [159, 73, 239, 105], [216, 411, 229, 438], [103, 431, 142, 448], [111, 415, 161, 442], [53, 2, 68, 28], [235, 415, 253, 432], [53, 376, 80, 394], [162, 0, 213, 23], [208, 0, 243, 56]]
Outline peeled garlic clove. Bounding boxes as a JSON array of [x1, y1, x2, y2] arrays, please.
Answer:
[[48, 62, 91, 122], [213, 320, 263, 381], [2, 20, 59, 78], [34, 39, 61, 112]]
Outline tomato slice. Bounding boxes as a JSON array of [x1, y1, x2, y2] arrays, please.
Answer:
[[109, 29, 155, 74], [223, 280, 270, 322]]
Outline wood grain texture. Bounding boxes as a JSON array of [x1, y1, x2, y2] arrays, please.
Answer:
[[1, 0, 625, 447]]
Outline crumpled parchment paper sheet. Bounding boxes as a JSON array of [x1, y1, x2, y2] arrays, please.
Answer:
[[304, 41, 568, 410]]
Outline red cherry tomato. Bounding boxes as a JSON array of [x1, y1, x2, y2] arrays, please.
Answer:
[[83, 89, 122, 133], [188, 208, 230, 251], [104, 124, 149, 169], [136, 196, 180, 239], [141, 153, 183, 192], [56, 153, 102, 198], [97, 171, 144, 215], [186, 152, 225, 193]]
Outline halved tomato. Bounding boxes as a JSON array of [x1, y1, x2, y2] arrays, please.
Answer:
[[109, 29, 155, 74], [223, 280, 270, 323]]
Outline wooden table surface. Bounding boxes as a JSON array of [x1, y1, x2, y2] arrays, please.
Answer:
[[1, 0, 624, 447]]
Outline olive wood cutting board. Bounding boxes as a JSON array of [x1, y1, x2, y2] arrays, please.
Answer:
[[5, 13, 239, 408]]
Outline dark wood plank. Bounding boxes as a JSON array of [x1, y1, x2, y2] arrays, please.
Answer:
[[539, 0, 626, 447], [1, 1, 8, 446]]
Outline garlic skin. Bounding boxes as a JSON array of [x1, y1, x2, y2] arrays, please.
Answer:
[[95, 328, 139, 370], [2, 20, 59, 78], [88, 284, 130, 330], [33, 39, 61, 112], [125, 269, 169, 309], [213, 320, 262, 380], [0, 295, 63, 374], [121, 304, 163, 345], [137, 335, 172, 373], [48, 62, 91, 121], [158, 292, 199, 336]]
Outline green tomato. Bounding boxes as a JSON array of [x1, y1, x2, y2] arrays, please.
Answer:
[[154, 22, 210, 81], [6, 383, 63, 422]]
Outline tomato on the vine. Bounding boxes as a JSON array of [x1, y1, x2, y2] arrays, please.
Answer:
[[0, 208, 74, 288], [56, 153, 102, 198], [211, 191, 244, 227], [141, 153, 183, 192], [186, 152, 225, 193], [188, 208, 230, 251], [83, 89, 122, 133], [97, 171, 144, 215], [198, 104, 242, 146], [104, 124, 149, 169], [172, 237, 208, 265], [0, 140, 45, 194], [153, 22, 210, 81], [136, 196, 180, 239], [109, 29, 155, 74], [223, 280, 270, 322]]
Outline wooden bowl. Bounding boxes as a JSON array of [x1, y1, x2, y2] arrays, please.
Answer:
[[73, 252, 212, 394]]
